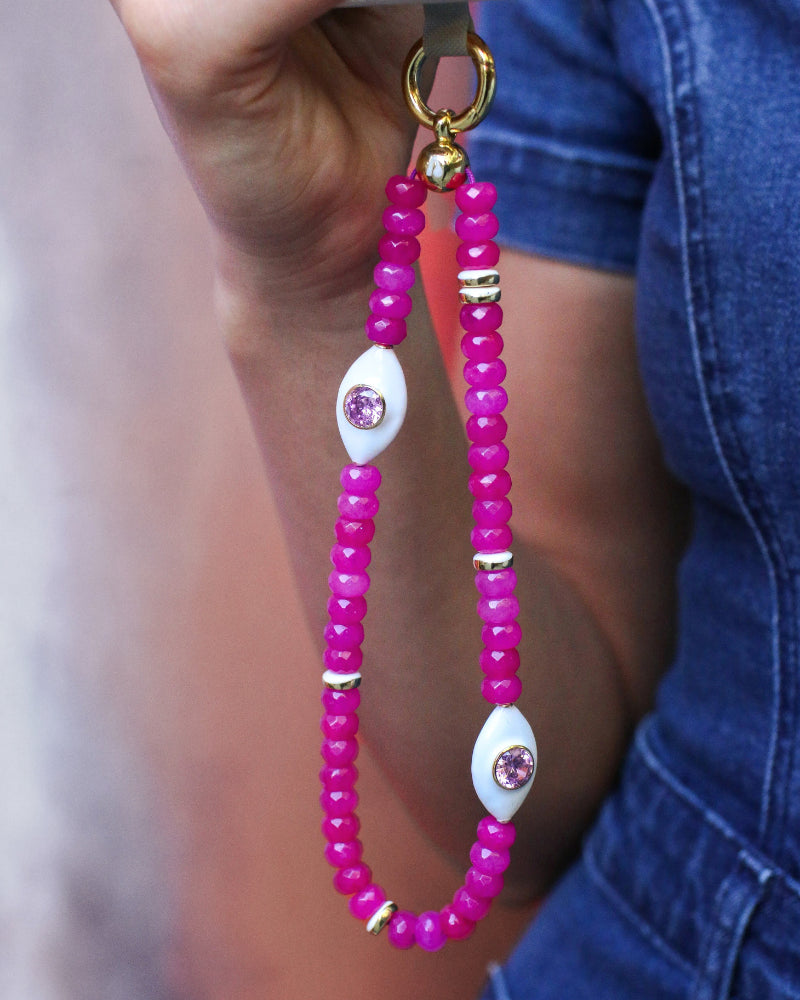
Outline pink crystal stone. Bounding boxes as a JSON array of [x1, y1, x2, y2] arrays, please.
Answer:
[[335, 517, 375, 546], [479, 647, 521, 678], [323, 647, 363, 673], [461, 331, 504, 362], [482, 675, 523, 705], [374, 261, 415, 292], [457, 240, 500, 268], [468, 442, 510, 473], [469, 842, 511, 875], [324, 839, 363, 868], [323, 621, 364, 651], [471, 525, 514, 552], [387, 910, 418, 949], [378, 234, 421, 265], [369, 288, 413, 320], [456, 181, 498, 214], [467, 414, 508, 445], [455, 212, 500, 243], [321, 689, 360, 715], [327, 595, 368, 625], [494, 746, 535, 789], [366, 314, 407, 346], [465, 386, 508, 416], [342, 386, 386, 431], [482, 621, 523, 650], [321, 738, 359, 766], [463, 358, 507, 388], [465, 866, 505, 899], [382, 205, 425, 236], [319, 762, 359, 789], [333, 862, 372, 895], [340, 464, 381, 494], [478, 816, 517, 849], [460, 302, 503, 334], [440, 904, 476, 940], [320, 788, 359, 817], [452, 886, 492, 922], [349, 883, 386, 919], [331, 544, 372, 573], [320, 712, 360, 740], [386, 175, 427, 208], [322, 812, 360, 842], [414, 911, 446, 951], [469, 471, 512, 501], [472, 498, 513, 528], [475, 568, 517, 598], [477, 595, 520, 626]]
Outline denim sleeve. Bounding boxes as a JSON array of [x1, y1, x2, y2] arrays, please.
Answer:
[[469, 0, 660, 272]]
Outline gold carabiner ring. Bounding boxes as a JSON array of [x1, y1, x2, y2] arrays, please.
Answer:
[[403, 32, 496, 135]]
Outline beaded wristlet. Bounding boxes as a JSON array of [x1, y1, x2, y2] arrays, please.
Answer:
[[320, 30, 537, 951]]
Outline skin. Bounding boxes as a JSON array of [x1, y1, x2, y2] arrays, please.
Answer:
[[112, 0, 687, 926]]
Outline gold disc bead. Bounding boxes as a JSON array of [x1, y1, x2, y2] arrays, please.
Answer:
[[322, 669, 362, 691], [366, 901, 398, 935], [473, 551, 514, 571]]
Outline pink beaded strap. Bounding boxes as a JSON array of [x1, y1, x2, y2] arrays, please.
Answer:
[[321, 171, 537, 950]]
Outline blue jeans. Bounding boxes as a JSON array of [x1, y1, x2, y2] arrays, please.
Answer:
[[471, 0, 800, 996]]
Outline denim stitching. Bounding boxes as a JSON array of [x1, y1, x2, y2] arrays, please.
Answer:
[[471, 126, 655, 175]]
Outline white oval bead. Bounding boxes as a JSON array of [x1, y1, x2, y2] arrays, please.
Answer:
[[336, 346, 407, 464], [471, 705, 537, 822]]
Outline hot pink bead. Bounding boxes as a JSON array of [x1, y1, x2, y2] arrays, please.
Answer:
[[463, 358, 507, 388], [327, 595, 368, 625], [461, 331, 504, 362], [374, 261, 415, 292], [457, 240, 500, 268], [455, 212, 499, 243], [479, 647, 521, 678], [475, 568, 517, 598], [331, 544, 372, 573], [456, 181, 497, 214], [452, 887, 492, 922], [482, 675, 523, 704], [349, 883, 386, 920], [378, 234, 420, 265], [477, 595, 520, 625], [321, 737, 359, 766], [469, 471, 512, 501], [322, 812, 360, 841], [366, 314, 407, 346], [471, 525, 514, 551], [468, 442, 510, 473], [328, 571, 370, 598], [369, 289, 412, 320], [337, 493, 380, 520], [340, 464, 381, 495], [323, 621, 364, 651], [440, 905, 476, 941], [321, 689, 361, 715], [469, 842, 511, 876], [415, 911, 446, 952], [385, 175, 427, 208], [335, 517, 375, 546], [320, 712, 360, 740], [482, 621, 523, 650], [478, 816, 517, 849], [388, 910, 418, 949], [319, 762, 359, 789], [472, 498, 513, 528], [465, 386, 508, 416], [324, 839, 363, 868], [323, 647, 363, 673], [460, 302, 503, 334], [320, 788, 359, 817], [333, 862, 372, 895], [465, 866, 505, 899], [382, 205, 425, 237], [466, 414, 508, 446]]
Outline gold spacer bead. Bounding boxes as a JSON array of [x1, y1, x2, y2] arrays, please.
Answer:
[[459, 286, 501, 304], [458, 269, 500, 287], [473, 551, 514, 571], [322, 670, 362, 690], [366, 901, 398, 935]]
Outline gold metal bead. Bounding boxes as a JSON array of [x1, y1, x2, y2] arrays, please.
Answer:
[[322, 670, 362, 690], [459, 286, 501, 304], [416, 134, 470, 193], [473, 551, 514, 571], [458, 269, 500, 287], [366, 901, 398, 935]]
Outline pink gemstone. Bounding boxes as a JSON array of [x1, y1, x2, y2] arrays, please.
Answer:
[[468, 443, 510, 473], [482, 675, 523, 705], [466, 414, 508, 445], [477, 595, 520, 626], [378, 234, 421, 265], [414, 911, 446, 952], [320, 788, 359, 817], [440, 904, 476, 940], [320, 712, 360, 740], [388, 910, 418, 949], [477, 816, 517, 849], [385, 175, 427, 208], [322, 812, 360, 841], [334, 518, 375, 547], [337, 493, 380, 520], [327, 595, 368, 625], [475, 568, 517, 598], [349, 883, 386, 920], [382, 205, 425, 237], [322, 647, 363, 673], [340, 464, 381, 495], [482, 621, 523, 650], [465, 386, 508, 416], [369, 288, 412, 320], [455, 212, 499, 243], [331, 544, 372, 573], [451, 887, 491, 922], [460, 331, 504, 362], [479, 647, 521, 678], [366, 314, 407, 346], [460, 303, 503, 333], [319, 762, 359, 789], [374, 261, 416, 292], [471, 526, 514, 551], [321, 738, 359, 766], [494, 746, 535, 789], [457, 241, 500, 268], [469, 842, 511, 875], [455, 181, 497, 214], [333, 862, 372, 895], [469, 471, 512, 501], [343, 386, 385, 430], [324, 839, 363, 868], [472, 498, 513, 529], [323, 621, 364, 651], [463, 358, 507, 388], [321, 689, 360, 715], [465, 866, 505, 899]]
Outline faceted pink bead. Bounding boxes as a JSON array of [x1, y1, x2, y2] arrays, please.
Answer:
[[324, 839, 363, 868], [349, 883, 386, 920], [440, 904, 476, 941], [321, 737, 359, 766], [323, 621, 364, 651], [333, 862, 372, 895], [319, 762, 359, 789], [477, 595, 520, 626], [415, 911, 446, 952], [482, 675, 523, 704], [468, 442, 510, 473], [320, 712, 360, 740], [456, 181, 497, 214], [335, 517, 375, 546], [327, 595, 368, 625], [465, 866, 505, 899], [452, 887, 491, 922], [382, 205, 425, 237], [478, 816, 517, 849], [374, 261, 415, 292], [366, 314, 407, 346], [479, 647, 521, 678], [321, 688, 361, 715], [369, 289, 413, 320], [322, 812, 360, 842], [340, 464, 381, 495], [466, 414, 507, 445], [469, 471, 512, 501], [386, 175, 427, 208], [328, 571, 370, 598], [465, 386, 508, 416], [455, 212, 499, 243], [475, 568, 517, 598], [323, 647, 363, 673], [337, 493, 380, 520], [482, 621, 523, 650], [378, 234, 421, 265], [471, 525, 514, 551], [320, 788, 359, 817], [331, 544, 372, 573], [388, 910, 418, 949], [463, 358, 507, 388], [469, 842, 511, 876], [460, 302, 503, 334], [461, 331, 504, 362], [457, 240, 500, 269], [473, 498, 513, 528]]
